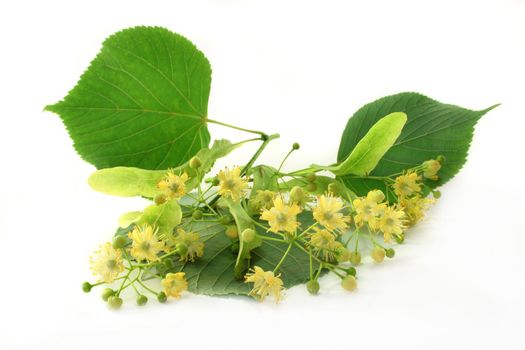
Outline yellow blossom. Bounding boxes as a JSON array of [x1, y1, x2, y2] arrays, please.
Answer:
[[367, 203, 387, 231], [399, 195, 435, 226], [217, 166, 248, 201], [128, 225, 165, 262], [157, 170, 188, 199], [367, 189, 385, 203], [353, 196, 382, 227], [422, 159, 441, 180], [161, 272, 188, 298], [393, 171, 422, 198], [250, 190, 276, 211], [89, 242, 125, 283], [173, 228, 204, 262], [260, 196, 302, 233], [244, 266, 284, 302], [312, 193, 350, 232], [377, 206, 406, 242], [308, 227, 344, 261]]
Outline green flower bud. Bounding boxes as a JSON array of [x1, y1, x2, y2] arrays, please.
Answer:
[[157, 292, 167, 303], [154, 193, 167, 205], [394, 234, 405, 244], [163, 258, 174, 269], [101, 288, 115, 301], [189, 156, 202, 169], [211, 177, 220, 186], [346, 267, 357, 276], [175, 243, 188, 256], [371, 247, 386, 263], [349, 251, 362, 266], [336, 248, 351, 262], [230, 241, 240, 254], [327, 182, 340, 196], [219, 215, 233, 225], [290, 186, 306, 205], [108, 296, 123, 309], [306, 173, 317, 182], [341, 275, 357, 291], [112, 235, 128, 249], [432, 190, 442, 199], [385, 248, 396, 258], [292, 142, 300, 150], [136, 295, 148, 306], [81, 282, 92, 293], [241, 228, 256, 243], [436, 155, 446, 164], [192, 209, 203, 220], [306, 182, 317, 192], [225, 225, 238, 239], [306, 280, 320, 295]]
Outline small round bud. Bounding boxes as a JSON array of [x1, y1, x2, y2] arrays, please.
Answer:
[[157, 292, 167, 303], [192, 209, 203, 220], [189, 156, 202, 169], [136, 295, 148, 306], [306, 280, 320, 295], [292, 142, 300, 150], [154, 193, 167, 205], [436, 155, 446, 164], [219, 215, 233, 225], [175, 243, 188, 256], [112, 235, 127, 249], [346, 267, 357, 276], [241, 228, 256, 243], [349, 251, 362, 266], [108, 296, 123, 309], [101, 288, 115, 301], [336, 248, 351, 262], [290, 186, 305, 204], [432, 190, 442, 199], [327, 182, 340, 196], [306, 173, 317, 182], [231, 241, 240, 254], [341, 275, 357, 291], [371, 247, 386, 263], [306, 182, 317, 192], [394, 234, 405, 244], [367, 189, 385, 203], [385, 248, 396, 258], [163, 258, 174, 269], [81, 282, 92, 293], [211, 177, 220, 186], [225, 225, 238, 239]]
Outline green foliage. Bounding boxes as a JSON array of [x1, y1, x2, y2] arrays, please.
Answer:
[[337, 92, 497, 197], [46, 26, 212, 170]]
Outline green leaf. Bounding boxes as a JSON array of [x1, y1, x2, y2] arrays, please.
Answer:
[[337, 92, 497, 197], [171, 213, 318, 296], [88, 139, 238, 198], [328, 112, 407, 176], [45, 26, 212, 170], [118, 211, 142, 228], [136, 199, 182, 236]]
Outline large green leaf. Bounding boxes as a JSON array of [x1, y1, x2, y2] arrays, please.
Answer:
[[170, 213, 317, 296], [337, 92, 497, 197], [46, 26, 212, 170]]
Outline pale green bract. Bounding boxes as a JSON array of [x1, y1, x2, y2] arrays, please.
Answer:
[[135, 199, 182, 237]]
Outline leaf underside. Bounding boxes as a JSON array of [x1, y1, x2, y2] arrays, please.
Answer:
[[46, 26, 212, 170]]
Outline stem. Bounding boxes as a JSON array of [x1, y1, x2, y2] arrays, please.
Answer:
[[273, 243, 293, 273], [241, 133, 280, 176], [205, 118, 267, 136]]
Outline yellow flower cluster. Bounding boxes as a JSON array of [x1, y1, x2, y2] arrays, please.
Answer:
[[128, 225, 165, 262], [244, 266, 284, 302], [90, 242, 125, 283], [217, 166, 248, 201], [157, 170, 188, 199], [260, 196, 302, 233]]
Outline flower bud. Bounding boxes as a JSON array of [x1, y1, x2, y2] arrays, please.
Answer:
[[154, 193, 167, 205], [219, 215, 233, 225], [422, 159, 441, 180], [163, 258, 174, 269], [101, 288, 115, 301], [306, 182, 317, 192], [108, 296, 123, 309], [81, 282, 92, 293], [112, 235, 128, 249], [436, 155, 446, 164], [136, 295, 148, 306], [371, 247, 386, 263], [230, 241, 240, 254], [367, 189, 385, 203], [225, 225, 238, 239], [394, 234, 405, 244], [306, 173, 317, 182], [192, 209, 203, 220], [189, 156, 202, 169], [157, 292, 167, 303], [211, 177, 220, 186], [327, 182, 341, 196], [432, 190, 441, 199], [336, 248, 351, 262], [290, 186, 306, 204], [241, 228, 256, 243], [306, 280, 320, 295], [341, 275, 357, 291], [385, 248, 396, 258], [346, 267, 357, 276], [349, 251, 362, 266], [175, 243, 188, 256], [292, 142, 300, 150]]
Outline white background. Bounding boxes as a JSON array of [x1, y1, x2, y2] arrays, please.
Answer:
[[1, 0, 524, 349]]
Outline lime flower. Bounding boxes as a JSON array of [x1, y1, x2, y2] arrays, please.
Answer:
[[422, 159, 441, 180], [244, 266, 284, 303], [399, 195, 435, 226], [128, 225, 165, 262], [90, 242, 125, 283], [393, 171, 422, 198], [308, 227, 344, 262], [173, 228, 204, 262], [217, 166, 248, 201], [312, 193, 350, 232], [366, 189, 385, 203], [260, 196, 302, 233], [250, 190, 276, 211], [161, 272, 188, 299], [377, 205, 406, 242], [157, 170, 188, 199]]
